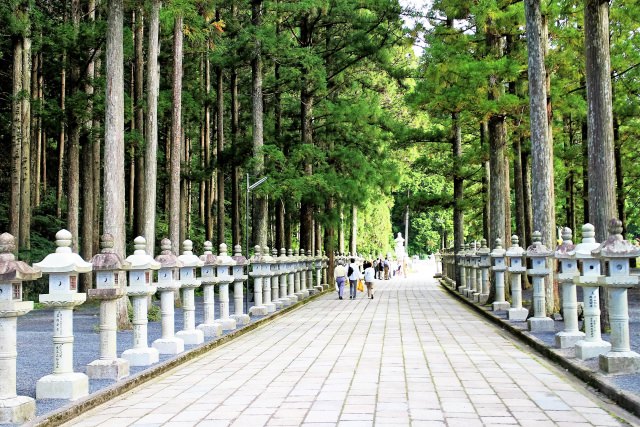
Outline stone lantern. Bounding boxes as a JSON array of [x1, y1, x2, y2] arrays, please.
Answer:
[[306, 249, 317, 296], [176, 240, 204, 345], [34, 229, 92, 400], [434, 251, 442, 278], [456, 243, 466, 294], [123, 236, 160, 366], [0, 233, 41, 423], [490, 238, 509, 311], [315, 249, 324, 293], [525, 231, 555, 332], [288, 249, 300, 302], [506, 235, 528, 321], [278, 248, 292, 307], [322, 250, 329, 288], [592, 219, 640, 373], [469, 242, 479, 300], [573, 223, 611, 360], [152, 238, 184, 354], [270, 247, 283, 310], [87, 234, 130, 380], [215, 243, 237, 330], [196, 241, 222, 337], [295, 249, 307, 299], [249, 246, 268, 316], [261, 245, 276, 313], [231, 244, 251, 325], [476, 239, 491, 304], [554, 227, 584, 348]]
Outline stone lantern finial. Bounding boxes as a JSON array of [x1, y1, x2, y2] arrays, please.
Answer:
[[481, 239, 488, 249], [160, 238, 172, 253], [55, 229, 73, 253], [511, 235, 519, 247], [235, 244, 243, 257], [203, 241, 214, 254], [561, 227, 573, 244], [609, 218, 623, 237], [182, 239, 194, 254], [582, 223, 596, 243], [272, 247, 278, 257], [0, 232, 16, 257], [494, 238, 502, 250], [531, 231, 541, 244], [219, 243, 229, 257], [133, 236, 146, 253], [100, 233, 115, 253]]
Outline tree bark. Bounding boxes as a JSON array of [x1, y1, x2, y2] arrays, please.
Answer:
[[350, 205, 357, 255], [169, 14, 184, 255], [57, 47, 66, 220], [216, 52, 225, 246], [133, 5, 145, 237], [68, 0, 81, 252], [481, 121, 490, 241], [614, 116, 625, 227], [20, 34, 32, 251], [11, 36, 23, 246], [231, 65, 241, 247], [104, 0, 129, 329], [525, 0, 556, 311], [251, 0, 268, 247], [584, 0, 617, 241], [143, 0, 161, 255], [452, 112, 464, 286]]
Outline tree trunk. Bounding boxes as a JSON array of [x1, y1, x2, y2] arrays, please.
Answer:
[[68, 0, 81, 252], [169, 14, 184, 255], [514, 137, 525, 239], [525, 0, 556, 311], [11, 36, 23, 245], [339, 205, 345, 254], [133, 5, 145, 237], [231, 70, 240, 247], [104, 0, 129, 329], [251, 0, 268, 247], [614, 116, 625, 227], [143, 0, 161, 255], [584, 0, 617, 240], [349, 205, 357, 255], [452, 112, 464, 286], [57, 47, 66, 220], [581, 120, 589, 224], [481, 121, 490, 241], [216, 55, 225, 246], [19, 35, 32, 251]]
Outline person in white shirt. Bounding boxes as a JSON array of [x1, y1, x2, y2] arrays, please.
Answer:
[[347, 257, 361, 299], [363, 260, 376, 299], [333, 261, 348, 300]]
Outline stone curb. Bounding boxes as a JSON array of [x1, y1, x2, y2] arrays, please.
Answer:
[[27, 286, 333, 427], [439, 280, 640, 418]]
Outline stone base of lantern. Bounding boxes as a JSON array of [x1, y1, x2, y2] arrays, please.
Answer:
[[152, 337, 185, 355], [0, 396, 35, 424], [307, 288, 317, 296], [86, 357, 130, 380], [472, 292, 481, 302], [528, 317, 555, 332], [599, 351, 640, 374], [492, 301, 510, 311], [287, 295, 299, 304], [575, 340, 611, 360], [196, 322, 223, 338], [122, 346, 160, 366], [457, 285, 465, 294], [273, 299, 283, 310], [176, 329, 204, 345], [279, 297, 293, 306], [507, 307, 528, 322], [216, 317, 237, 331], [314, 285, 324, 293], [249, 305, 268, 316], [295, 291, 307, 300], [264, 302, 276, 313], [35, 372, 89, 401], [231, 313, 251, 326], [554, 331, 585, 349], [478, 293, 489, 304]]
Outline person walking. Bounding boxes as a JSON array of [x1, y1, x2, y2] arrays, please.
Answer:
[[347, 257, 361, 299], [383, 257, 390, 280], [334, 260, 348, 300], [363, 260, 376, 299]]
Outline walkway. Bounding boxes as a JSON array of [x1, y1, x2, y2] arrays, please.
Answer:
[[64, 263, 636, 426]]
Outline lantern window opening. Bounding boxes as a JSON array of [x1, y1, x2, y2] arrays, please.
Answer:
[[70, 275, 77, 291], [12, 283, 21, 300], [114, 274, 119, 285], [145, 271, 151, 284]]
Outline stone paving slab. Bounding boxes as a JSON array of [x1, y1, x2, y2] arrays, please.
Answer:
[[58, 263, 638, 427]]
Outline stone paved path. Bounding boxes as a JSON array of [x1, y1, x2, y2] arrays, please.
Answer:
[[65, 263, 636, 427]]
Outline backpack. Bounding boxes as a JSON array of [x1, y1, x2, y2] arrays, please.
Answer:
[[347, 265, 354, 277]]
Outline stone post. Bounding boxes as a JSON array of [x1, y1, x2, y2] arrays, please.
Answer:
[[315, 250, 324, 293], [123, 236, 160, 366], [231, 245, 251, 325], [322, 251, 329, 288], [34, 229, 91, 400], [295, 249, 307, 299], [87, 234, 130, 380], [249, 246, 268, 316], [152, 238, 185, 354], [456, 244, 466, 294], [215, 243, 238, 330], [305, 250, 316, 296], [0, 233, 40, 423], [197, 241, 223, 337], [506, 235, 528, 321], [175, 240, 204, 345], [287, 249, 299, 303], [434, 251, 442, 278], [271, 248, 283, 310], [477, 239, 491, 304], [573, 223, 611, 360], [261, 245, 276, 313], [491, 239, 509, 311], [278, 248, 292, 306], [465, 243, 475, 298], [592, 219, 640, 373], [470, 242, 480, 300], [525, 231, 555, 332], [554, 227, 584, 348]]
